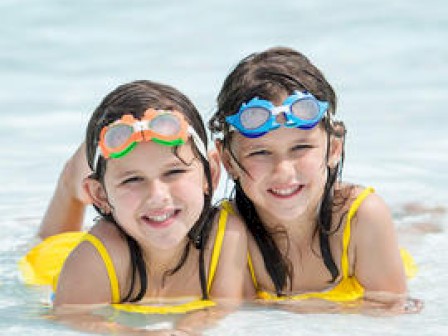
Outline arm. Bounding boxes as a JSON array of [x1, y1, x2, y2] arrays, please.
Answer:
[[209, 213, 247, 299], [54, 307, 194, 335], [53, 238, 113, 306], [175, 214, 248, 334], [352, 192, 407, 300], [39, 143, 92, 239]]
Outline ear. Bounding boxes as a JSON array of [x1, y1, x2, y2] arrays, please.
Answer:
[[328, 134, 343, 169], [82, 177, 111, 214], [215, 139, 238, 180], [206, 148, 221, 192]]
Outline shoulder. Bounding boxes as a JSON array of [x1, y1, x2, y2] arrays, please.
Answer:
[[351, 187, 393, 231], [207, 209, 248, 299], [333, 184, 387, 224], [344, 187, 407, 293], [212, 206, 247, 249], [216, 202, 248, 245], [54, 220, 129, 306], [225, 212, 247, 238], [347, 186, 399, 255]]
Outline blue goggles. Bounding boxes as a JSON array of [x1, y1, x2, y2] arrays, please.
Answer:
[[225, 91, 329, 138]]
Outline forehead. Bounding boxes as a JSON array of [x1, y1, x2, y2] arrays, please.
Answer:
[[107, 141, 196, 171], [231, 125, 326, 150]]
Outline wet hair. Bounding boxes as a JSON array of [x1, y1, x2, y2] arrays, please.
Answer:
[[85, 80, 215, 302], [209, 47, 347, 295]]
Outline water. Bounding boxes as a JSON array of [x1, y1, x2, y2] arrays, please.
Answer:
[[1, 0, 447, 334]]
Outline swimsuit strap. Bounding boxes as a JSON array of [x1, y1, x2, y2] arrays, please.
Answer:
[[206, 206, 228, 293], [81, 233, 121, 303], [221, 200, 259, 290], [220, 199, 235, 215], [247, 252, 258, 289], [340, 187, 375, 279]]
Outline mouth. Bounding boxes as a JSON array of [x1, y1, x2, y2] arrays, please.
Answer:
[[141, 209, 180, 228], [268, 184, 304, 199]]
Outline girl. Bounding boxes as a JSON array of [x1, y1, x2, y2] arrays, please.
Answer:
[[22, 80, 247, 333], [208, 47, 418, 311]]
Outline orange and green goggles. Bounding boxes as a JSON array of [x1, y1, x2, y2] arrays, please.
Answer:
[[93, 109, 207, 170]]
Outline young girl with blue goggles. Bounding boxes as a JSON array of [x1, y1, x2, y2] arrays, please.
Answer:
[[209, 47, 420, 313]]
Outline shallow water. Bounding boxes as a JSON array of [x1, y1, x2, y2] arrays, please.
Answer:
[[1, 0, 447, 334]]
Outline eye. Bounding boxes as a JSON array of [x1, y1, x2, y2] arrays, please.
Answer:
[[247, 149, 271, 157], [121, 176, 143, 184], [164, 168, 188, 177], [291, 144, 312, 151]]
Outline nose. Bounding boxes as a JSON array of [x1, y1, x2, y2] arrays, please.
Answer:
[[145, 179, 170, 206], [272, 157, 297, 181]]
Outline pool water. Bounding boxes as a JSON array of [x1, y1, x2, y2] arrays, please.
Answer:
[[1, 0, 447, 334]]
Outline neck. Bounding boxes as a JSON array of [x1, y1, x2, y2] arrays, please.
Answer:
[[143, 238, 192, 279], [255, 206, 318, 246]]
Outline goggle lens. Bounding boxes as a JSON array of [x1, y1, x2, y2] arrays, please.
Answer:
[[240, 107, 270, 130], [290, 98, 320, 120], [104, 124, 134, 150], [148, 114, 181, 136]]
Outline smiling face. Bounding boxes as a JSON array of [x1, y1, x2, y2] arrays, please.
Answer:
[[87, 140, 208, 251], [222, 121, 341, 229]]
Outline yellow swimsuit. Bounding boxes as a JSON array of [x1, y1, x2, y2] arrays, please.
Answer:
[[223, 187, 416, 302], [19, 206, 231, 314]]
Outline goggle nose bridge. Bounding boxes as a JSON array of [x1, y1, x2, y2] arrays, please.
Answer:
[[135, 120, 148, 131], [271, 105, 291, 115]]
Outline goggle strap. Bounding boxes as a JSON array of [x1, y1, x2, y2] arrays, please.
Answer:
[[188, 126, 207, 159], [93, 147, 101, 172]]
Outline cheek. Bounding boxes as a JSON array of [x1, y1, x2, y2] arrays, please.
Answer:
[[302, 155, 326, 174], [298, 146, 327, 170], [107, 184, 144, 210], [177, 172, 207, 200], [237, 157, 273, 179]]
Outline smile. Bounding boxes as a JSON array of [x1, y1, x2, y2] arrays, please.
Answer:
[[142, 209, 179, 228], [269, 185, 303, 197]]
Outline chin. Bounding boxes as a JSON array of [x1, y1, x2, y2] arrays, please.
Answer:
[[269, 206, 307, 221]]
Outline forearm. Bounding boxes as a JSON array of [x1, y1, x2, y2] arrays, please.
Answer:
[[39, 143, 91, 239], [175, 304, 239, 335], [54, 308, 178, 335]]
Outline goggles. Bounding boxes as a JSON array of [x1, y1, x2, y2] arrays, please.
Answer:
[[93, 109, 207, 170], [225, 91, 329, 138]]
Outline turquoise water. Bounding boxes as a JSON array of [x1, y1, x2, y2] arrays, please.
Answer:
[[1, 0, 447, 334]]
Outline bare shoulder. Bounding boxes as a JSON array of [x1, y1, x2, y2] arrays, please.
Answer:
[[345, 187, 407, 293], [347, 186, 399, 252], [353, 188, 394, 230], [88, 219, 131, 282], [334, 184, 388, 221], [224, 212, 247, 240], [207, 207, 247, 251], [54, 220, 129, 306], [207, 208, 248, 299]]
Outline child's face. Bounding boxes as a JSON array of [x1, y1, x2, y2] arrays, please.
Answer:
[[225, 124, 335, 226], [100, 140, 207, 250]]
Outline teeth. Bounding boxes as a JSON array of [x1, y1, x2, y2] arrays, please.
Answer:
[[271, 186, 300, 196], [146, 211, 175, 222]]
